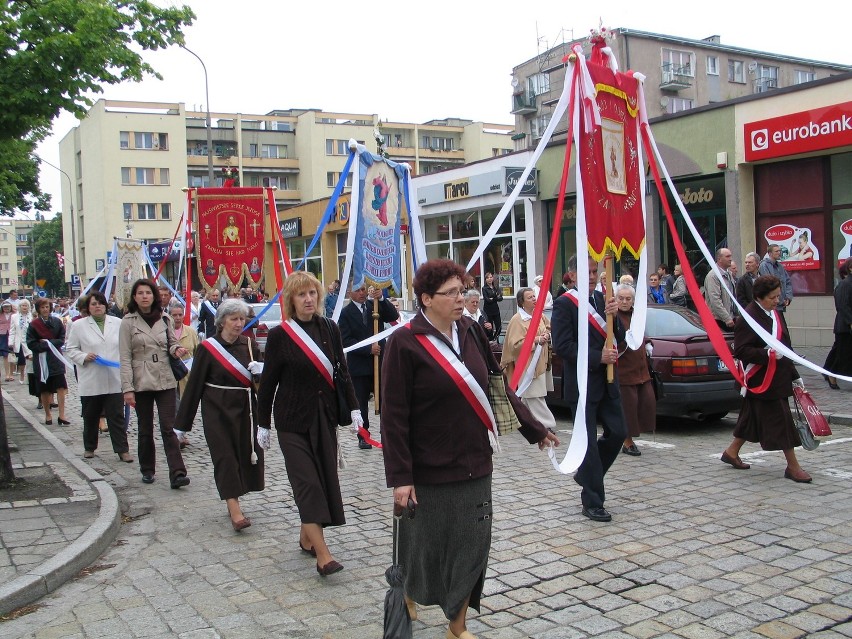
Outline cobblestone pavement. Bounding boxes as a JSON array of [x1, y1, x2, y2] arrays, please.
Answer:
[[1, 346, 851, 639]]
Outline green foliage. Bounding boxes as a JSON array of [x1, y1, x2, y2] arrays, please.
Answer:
[[0, 0, 195, 215], [19, 213, 66, 296]]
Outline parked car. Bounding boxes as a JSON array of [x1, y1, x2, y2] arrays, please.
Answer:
[[493, 304, 741, 421], [250, 302, 282, 353]]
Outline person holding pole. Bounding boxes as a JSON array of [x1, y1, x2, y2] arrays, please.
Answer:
[[339, 283, 399, 449]]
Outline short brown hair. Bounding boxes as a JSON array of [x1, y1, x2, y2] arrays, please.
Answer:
[[413, 259, 466, 307], [281, 271, 324, 320], [753, 275, 781, 300]]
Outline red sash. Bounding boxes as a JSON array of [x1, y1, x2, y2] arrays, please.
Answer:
[[739, 309, 782, 396], [200, 338, 251, 387], [563, 290, 607, 339], [281, 319, 334, 388]]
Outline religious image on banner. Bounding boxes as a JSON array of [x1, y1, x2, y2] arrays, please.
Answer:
[[352, 153, 405, 292], [195, 187, 265, 290], [765, 223, 821, 271], [115, 239, 147, 310], [578, 40, 644, 261]]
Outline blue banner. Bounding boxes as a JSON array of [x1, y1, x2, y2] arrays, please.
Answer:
[[352, 153, 404, 293]]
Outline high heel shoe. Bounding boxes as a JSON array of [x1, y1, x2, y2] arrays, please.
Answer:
[[58, 418, 71, 426]]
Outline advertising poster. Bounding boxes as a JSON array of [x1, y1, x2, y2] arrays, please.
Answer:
[[838, 218, 852, 267], [764, 223, 821, 271]]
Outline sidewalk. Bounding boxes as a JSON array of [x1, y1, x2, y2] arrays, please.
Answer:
[[0, 389, 121, 616]]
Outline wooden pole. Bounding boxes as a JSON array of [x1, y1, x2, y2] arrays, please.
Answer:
[[372, 295, 380, 414], [605, 251, 615, 383]]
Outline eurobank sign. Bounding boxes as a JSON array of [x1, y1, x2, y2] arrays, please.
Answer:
[[744, 101, 852, 162]]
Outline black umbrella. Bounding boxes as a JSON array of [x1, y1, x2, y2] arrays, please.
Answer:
[[384, 501, 414, 639]]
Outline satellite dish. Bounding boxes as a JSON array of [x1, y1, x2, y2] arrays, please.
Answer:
[[660, 96, 670, 107], [511, 77, 519, 88], [748, 61, 758, 72]]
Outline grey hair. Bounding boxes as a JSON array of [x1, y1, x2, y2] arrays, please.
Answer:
[[615, 283, 635, 296], [463, 289, 481, 301], [168, 298, 186, 312], [214, 298, 249, 332], [745, 251, 759, 261]]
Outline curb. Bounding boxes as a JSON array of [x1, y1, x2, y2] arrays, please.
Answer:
[[828, 412, 852, 426], [0, 394, 122, 616]]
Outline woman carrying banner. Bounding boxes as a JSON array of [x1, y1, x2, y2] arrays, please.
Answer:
[[65, 292, 132, 462], [614, 284, 655, 456], [254, 271, 361, 575], [9, 299, 32, 384], [120, 279, 190, 488], [720, 275, 811, 482], [26, 298, 70, 425], [500, 287, 555, 432], [175, 299, 264, 531], [381, 259, 559, 639], [481, 271, 503, 337]]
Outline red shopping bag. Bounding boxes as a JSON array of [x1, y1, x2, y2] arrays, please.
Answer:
[[793, 387, 832, 437]]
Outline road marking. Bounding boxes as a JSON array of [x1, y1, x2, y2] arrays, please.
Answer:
[[823, 468, 852, 480], [553, 428, 675, 448], [710, 436, 852, 465]]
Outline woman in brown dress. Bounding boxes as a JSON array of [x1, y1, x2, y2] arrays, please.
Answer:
[[255, 271, 359, 576], [615, 284, 655, 456], [175, 299, 264, 531], [720, 275, 811, 482]]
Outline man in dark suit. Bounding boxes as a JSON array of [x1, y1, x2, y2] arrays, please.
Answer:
[[197, 288, 221, 338], [552, 255, 626, 522], [339, 284, 400, 449]]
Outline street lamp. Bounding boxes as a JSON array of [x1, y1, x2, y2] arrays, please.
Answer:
[[180, 45, 215, 185], [35, 155, 77, 278]]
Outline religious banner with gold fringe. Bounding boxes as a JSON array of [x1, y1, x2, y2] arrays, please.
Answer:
[[114, 239, 147, 310], [194, 187, 265, 292]]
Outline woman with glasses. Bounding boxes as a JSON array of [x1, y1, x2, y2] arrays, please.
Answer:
[[381, 259, 559, 639]]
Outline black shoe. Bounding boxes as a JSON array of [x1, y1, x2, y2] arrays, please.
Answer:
[[50, 403, 59, 408], [358, 440, 373, 450], [142, 474, 155, 484], [622, 444, 641, 456], [582, 506, 612, 522], [37, 402, 43, 410], [170, 475, 190, 489]]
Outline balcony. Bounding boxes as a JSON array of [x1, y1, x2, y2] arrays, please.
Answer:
[[511, 91, 537, 115], [753, 77, 778, 94], [659, 63, 692, 91]]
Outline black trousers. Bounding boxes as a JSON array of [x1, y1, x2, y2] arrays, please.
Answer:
[[134, 389, 186, 481], [351, 375, 374, 440], [81, 393, 129, 454], [572, 393, 627, 509]]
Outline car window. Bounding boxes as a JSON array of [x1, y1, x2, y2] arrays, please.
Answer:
[[252, 303, 281, 321], [645, 307, 706, 337]]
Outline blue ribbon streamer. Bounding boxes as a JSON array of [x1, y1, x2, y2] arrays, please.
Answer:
[[243, 291, 283, 332], [94, 355, 120, 368]]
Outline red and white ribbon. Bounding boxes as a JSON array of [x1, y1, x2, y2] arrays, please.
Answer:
[[200, 338, 251, 387], [281, 319, 334, 388]]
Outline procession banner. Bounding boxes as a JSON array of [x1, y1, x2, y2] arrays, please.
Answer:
[[194, 187, 265, 291], [114, 239, 147, 310], [351, 153, 405, 293]]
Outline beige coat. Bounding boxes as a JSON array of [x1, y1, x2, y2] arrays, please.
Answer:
[[501, 311, 551, 381], [119, 312, 180, 393]]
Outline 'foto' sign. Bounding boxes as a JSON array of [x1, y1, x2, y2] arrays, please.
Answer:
[[745, 101, 852, 162]]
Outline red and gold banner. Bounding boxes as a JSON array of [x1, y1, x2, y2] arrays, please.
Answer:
[[579, 62, 644, 261], [194, 187, 265, 291]]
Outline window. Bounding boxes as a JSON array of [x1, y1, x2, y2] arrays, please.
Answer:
[[795, 70, 816, 85], [17, 234, 28, 242], [159, 168, 169, 185], [531, 113, 550, 139], [325, 139, 348, 155], [138, 204, 156, 220], [755, 65, 779, 93], [287, 239, 323, 280], [326, 172, 353, 188], [0, 248, 7, 256], [262, 176, 287, 189], [161, 203, 171, 220], [77, 183, 83, 209], [123, 203, 132, 220], [666, 97, 694, 114], [158, 133, 168, 150], [135, 132, 154, 149], [136, 168, 155, 185], [728, 59, 745, 83], [120, 131, 129, 149], [527, 73, 550, 96], [706, 56, 719, 75], [121, 167, 131, 184], [661, 48, 694, 76], [249, 143, 258, 157], [75, 152, 82, 177], [0, 264, 7, 272], [262, 144, 286, 159]]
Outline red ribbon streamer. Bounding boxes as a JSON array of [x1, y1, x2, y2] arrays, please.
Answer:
[[358, 426, 382, 449]]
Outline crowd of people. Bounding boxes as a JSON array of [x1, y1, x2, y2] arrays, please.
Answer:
[[4, 243, 850, 639]]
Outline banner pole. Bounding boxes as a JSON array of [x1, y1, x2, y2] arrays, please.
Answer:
[[372, 295, 380, 415], [605, 251, 615, 383]]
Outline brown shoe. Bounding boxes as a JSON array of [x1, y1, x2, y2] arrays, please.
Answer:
[[720, 451, 750, 469], [83, 451, 95, 459], [316, 560, 344, 576], [118, 452, 134, 463], [784, 467, 812, 483]]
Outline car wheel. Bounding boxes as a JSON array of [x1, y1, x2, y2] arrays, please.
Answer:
[[704, 412, 728, 422]]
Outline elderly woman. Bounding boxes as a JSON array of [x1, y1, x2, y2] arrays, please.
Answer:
[[720, 275, 811, 482], [66, 292, 132, 462], [176, 299, 264, 531], [501, 286, 556, 432], [169, 300, 200, 449], [255, 272, 360, 575], [120, 279, 190, 488], [461, 289, 496, 340], [26, 298, 70, 425], [382, 259, 559, 639], [9, 299, 32, 384], [614, 284, 655, 456]]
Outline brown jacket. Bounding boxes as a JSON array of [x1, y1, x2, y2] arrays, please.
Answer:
[[119, 313, 180, 393]]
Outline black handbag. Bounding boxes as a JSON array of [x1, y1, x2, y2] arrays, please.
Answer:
[[324, 318, 353, 426], [163, 317, 189, 381], [648, 357, 664, 400]]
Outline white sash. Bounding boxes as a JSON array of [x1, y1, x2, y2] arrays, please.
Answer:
[[421, 333, 500, 453], [566, 289, 607, 334], [283, 319, 334, 387], [202, 337, 252, 385]]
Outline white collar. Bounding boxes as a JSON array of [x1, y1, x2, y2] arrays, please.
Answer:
[[422, 312, 459, 352], [519, 307, 534, 321]]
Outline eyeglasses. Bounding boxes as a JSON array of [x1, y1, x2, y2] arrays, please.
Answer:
[[433, 288, 464, 299]]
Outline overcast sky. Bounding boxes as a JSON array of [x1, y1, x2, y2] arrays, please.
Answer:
[[32, 0, 850, 218]]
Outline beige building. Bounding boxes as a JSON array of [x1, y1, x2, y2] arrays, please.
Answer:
[[59, 100, 514, 287], [510, 28, 852, 148], [0, 220, 19, 293]]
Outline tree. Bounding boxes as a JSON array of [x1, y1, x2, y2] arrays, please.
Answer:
[[20, 213, 66, 295], [0, 0, 196, 215]]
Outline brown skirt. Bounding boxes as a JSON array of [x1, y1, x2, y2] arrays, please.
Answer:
[[733, 395, 800, 451], [277, 399, 344, 527]]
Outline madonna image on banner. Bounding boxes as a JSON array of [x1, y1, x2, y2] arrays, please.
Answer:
[[115, 239, 147, 310], [352, 153, 405, 293]]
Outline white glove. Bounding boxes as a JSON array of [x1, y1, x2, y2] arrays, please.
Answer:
[[792, 378, 805, 390], [256, 426, 271, 450], [645, 343, 653, 357], [247, 361, 264, 375], [350, 410, 364, 435], [768, 347, 784, 360]]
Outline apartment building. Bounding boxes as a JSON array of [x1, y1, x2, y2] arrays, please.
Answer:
[[510, 28, 852, 147], [58, 100, 514, 286]]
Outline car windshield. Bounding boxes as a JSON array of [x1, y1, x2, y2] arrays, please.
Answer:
[[252, 303, 281, 321], [645, 306, 706, 337]]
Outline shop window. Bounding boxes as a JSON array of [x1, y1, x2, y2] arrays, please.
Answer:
[[830, 152, 852, 205], [755, 157, 823, 213], [424, 215, 450, 243], [452, 211, 479, 238]]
